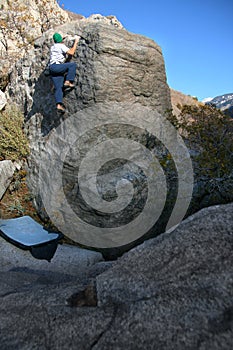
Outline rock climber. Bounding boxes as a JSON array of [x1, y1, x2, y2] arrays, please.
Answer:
[[49, 32, 80, 113]]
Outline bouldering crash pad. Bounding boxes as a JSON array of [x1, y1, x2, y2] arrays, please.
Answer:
[[0, 216, 63, 261]]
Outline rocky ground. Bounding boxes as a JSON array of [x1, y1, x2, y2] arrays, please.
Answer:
[[0, 202, 232, 349]]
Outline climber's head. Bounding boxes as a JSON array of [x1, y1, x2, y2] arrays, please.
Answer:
[[53, 33, 63, 43]]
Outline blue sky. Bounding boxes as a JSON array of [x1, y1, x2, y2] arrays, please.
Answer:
[[59, 0, 232, 101]]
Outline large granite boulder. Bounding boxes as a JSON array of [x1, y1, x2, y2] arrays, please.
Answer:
[[7, 18, 190, 256], [94, 202, 233, 349], [0, 202, 232, 349]]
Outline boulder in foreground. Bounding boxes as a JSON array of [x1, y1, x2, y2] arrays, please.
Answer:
[[0, 203, 232, 349]]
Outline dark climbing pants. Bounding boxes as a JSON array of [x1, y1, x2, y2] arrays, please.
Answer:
[[49, 62, 76, 104]]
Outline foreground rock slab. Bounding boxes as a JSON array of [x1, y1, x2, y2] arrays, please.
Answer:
[[96, 202, 233, 349], [0, 202, 232, 349], [0, 236, 103, 276]]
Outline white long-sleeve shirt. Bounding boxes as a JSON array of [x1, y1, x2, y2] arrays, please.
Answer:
[[49, 43, 69, 65]]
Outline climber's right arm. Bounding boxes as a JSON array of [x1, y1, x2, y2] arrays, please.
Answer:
[[66, 36, 80, 56]]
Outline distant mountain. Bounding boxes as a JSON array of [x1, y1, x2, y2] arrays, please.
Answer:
[[203, 93, 233, 117]]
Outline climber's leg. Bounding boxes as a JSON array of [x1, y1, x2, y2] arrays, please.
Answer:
[[64, 62, 77, 83], [51, 74, 65, 112], [50, 62, 76, 82], [50, 62, 77, 109], [50, 63, 70, 76], [51, 75, 64, 104], [50, 64, 67, 106]]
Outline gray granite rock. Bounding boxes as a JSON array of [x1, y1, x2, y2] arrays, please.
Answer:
[[0, 90, 6, 110], [0, 0, 70, 90], [94, 202, 233, 349], [0, 235, 103, 276], [0, 203, 232, 349], [0, 160, 17, 200], [7, 19, 177, 255], [7, 19, 170, 121]]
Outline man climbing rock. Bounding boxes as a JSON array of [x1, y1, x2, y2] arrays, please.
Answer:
[[49, 32, 80, 113]]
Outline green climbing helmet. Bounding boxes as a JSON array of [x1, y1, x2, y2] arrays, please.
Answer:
[[53, 32, 63, 43]]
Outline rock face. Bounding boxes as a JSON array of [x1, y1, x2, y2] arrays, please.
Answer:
[[7, 19, 171, 120], [0, 202, 232, 349], [0, 0, 70, 89], [0, 90, 6, 110], [0, 160, 17, 200], [7, 18, 177, 255]]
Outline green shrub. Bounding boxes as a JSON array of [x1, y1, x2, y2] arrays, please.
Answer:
[[167, 104, 233, 179], [0, 105, 29, 160]]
